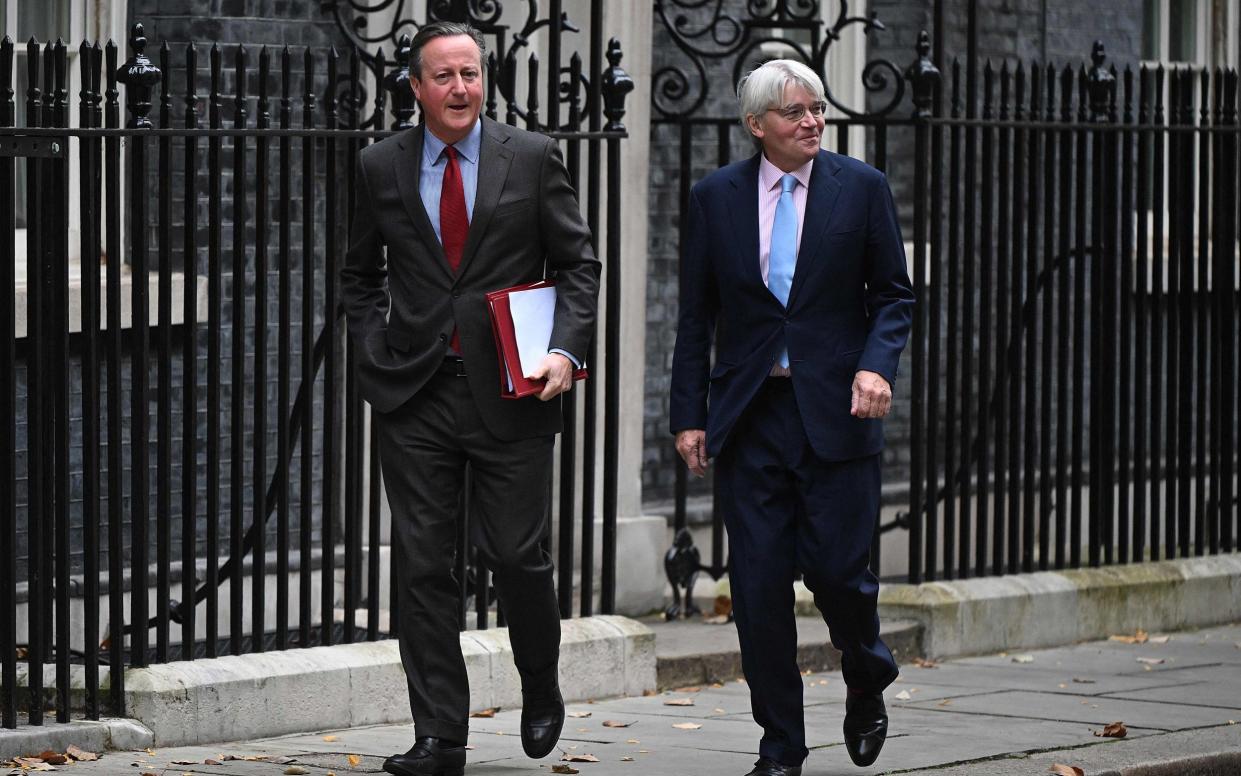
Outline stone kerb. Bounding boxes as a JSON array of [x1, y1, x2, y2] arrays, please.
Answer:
[[879, 554, 1241, 658]]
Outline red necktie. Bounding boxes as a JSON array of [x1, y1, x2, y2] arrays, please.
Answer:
[[441, 145, 468, 353]]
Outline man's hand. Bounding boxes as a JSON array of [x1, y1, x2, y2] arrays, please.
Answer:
[[851, 370, 892, 419], [675, 429, 709, 477], [527, 352, 574, 401]]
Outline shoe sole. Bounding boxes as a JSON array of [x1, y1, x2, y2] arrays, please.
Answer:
[[383, 762, 464, 776]]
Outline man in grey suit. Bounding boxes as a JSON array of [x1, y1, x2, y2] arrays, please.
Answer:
[[340, 21, 599, 776]]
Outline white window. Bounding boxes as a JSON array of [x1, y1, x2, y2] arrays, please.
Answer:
[[1142, 0, 1236, 66]]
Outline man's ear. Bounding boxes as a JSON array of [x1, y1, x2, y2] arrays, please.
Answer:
[[746, 113, 764, 141], [410, 76, 421, 103]]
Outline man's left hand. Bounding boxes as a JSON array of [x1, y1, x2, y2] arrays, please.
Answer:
[[851, 370, 892, 419], [527, 352, 574, 401]]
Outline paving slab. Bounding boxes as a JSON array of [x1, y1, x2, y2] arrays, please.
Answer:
[[8, 623, 1241, 775]]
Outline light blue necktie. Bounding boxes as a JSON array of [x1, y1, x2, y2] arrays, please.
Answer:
[[768, 173, 798, 368]]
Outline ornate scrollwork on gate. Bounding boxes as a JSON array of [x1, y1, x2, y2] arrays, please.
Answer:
[[653, 0, 906, 120], [320, 0, 597, 131]]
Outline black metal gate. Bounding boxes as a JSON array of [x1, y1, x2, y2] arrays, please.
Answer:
[[2, 1, 632, 728]]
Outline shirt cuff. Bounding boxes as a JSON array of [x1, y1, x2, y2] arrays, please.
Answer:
[[549, 348, 581, 369]]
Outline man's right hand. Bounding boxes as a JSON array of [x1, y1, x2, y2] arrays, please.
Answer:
[[675, 429, 709, 477]]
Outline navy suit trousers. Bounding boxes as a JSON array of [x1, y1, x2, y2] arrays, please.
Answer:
[[716, 378, 899, 767]]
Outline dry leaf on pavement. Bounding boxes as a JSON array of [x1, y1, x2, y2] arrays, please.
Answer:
[[673, 686, 701, 693], [894, 690, 913, 701], [642, 689, 657, 697], [283, 767, 309, 775], [561, 754, 600, 763], [1048, 764, 1084, 776], [469, 708, 497, 718], [938, 699, 952, 707], [550, 766, 579, 775], [1093, 721, 1127, 738], [672, 722, 702, 730], [567, 711, 592, 718], [1011, 654, 1035, 664], [204, 759, 222, 766], [664, 698, 694, 706], [346, 755, 361, 767], [1147, 635, 1170, 644], [621, 756, 634, 762], [1109, 629, 1149, 644], [65, 747, 98, 762], [37, 754, 67, 766], [322, 736, 338, 742], [602, 720, 632, 728]]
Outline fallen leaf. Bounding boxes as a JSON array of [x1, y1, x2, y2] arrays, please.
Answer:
[[672, 722, 702, 730], [145, 750, 156, 757], [551, 767, 579, 775], [284, 767, 309, 775], [938, 699, 952, 707], [621, 756, 634, 762], [37, 754, 67, 766], [710, 682, 724, 688], [894, 690, 913, 701], [712, 708, 726, 714], [576, 727, 588, 732], [1058, 683, 1068, 689], [1109, 629, 1149, 644], [1148, 635, 1170, 644], [347, 755, 361, 767], [642, 689, 657, 697], [561, 754, 600, 763], [1049, 765, 1084, 776], [602, 720, 632, 728], [1136, 657, 1164, 665], [664, 698, 694, 706], [1012, 654, 1035, 664], [913, 657, 939, 668], [1093, 721, 1127, 738], [141, 772, 157, 776], [469, 708, 498, 718], [673, 686, 702, 693], [713, 595, 732, 616], [567, 711, 592, 718], [626, 739, 640, 744], [322, 736, 338, 742], [65, 747, 98, 762], [204, 760, 222, 766]]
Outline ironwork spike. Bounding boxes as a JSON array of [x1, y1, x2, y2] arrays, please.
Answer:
[[601, 38, 633, 132], [115, 21, 161, 128], [906, 30, 940, 118]]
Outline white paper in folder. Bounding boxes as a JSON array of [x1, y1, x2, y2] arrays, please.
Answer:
[[507, 284, 557, 378]]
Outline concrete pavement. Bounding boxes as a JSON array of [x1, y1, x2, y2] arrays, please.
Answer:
[[12, 623, 1240, 775]]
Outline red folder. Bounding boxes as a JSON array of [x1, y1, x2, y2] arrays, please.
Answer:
[[485, 279, 588, 399]]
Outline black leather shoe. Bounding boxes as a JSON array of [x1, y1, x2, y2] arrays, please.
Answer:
[[520, 686, 565, 759], [843, 691, 889, 767], [382, 737, 466, 776], [744, 757, 803, 776]]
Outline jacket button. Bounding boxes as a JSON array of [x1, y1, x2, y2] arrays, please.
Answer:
[[453, 292, 461, 299], [439, 333, 447, 343]]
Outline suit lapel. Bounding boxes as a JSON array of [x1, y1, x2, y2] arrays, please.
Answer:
[[786, 151, 842, 310], [728, 155, 766, 294], [455, 118, 513, 285], [394, 126, 453, 281]]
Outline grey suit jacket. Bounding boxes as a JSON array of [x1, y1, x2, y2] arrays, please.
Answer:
[[340, 118, 600, 440]]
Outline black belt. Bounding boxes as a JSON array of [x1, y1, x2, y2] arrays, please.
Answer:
[[438, 357, 467, 377]]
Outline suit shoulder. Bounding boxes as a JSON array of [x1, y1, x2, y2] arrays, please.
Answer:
[[485, 120, 556, 155], [359, 129, 411, 167], [691, 157, 752, 197], [824, 150, 886, 183]]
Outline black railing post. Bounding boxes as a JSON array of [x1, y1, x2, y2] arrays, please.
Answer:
[[906, 31, 939, 584], [383, 34, 416, 129], [116, 20, 161, 667], [0, 35, 16, 731], [599, 38, 632, 615]]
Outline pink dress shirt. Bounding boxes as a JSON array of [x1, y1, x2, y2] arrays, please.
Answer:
[[757, 154, 814, 375]]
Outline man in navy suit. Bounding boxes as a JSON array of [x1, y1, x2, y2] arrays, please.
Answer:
[[670, 59, 914, 775]]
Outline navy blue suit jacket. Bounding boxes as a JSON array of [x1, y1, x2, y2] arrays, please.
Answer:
[[669, 150, 915, 461]]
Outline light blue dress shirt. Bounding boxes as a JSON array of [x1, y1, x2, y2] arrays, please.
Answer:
[[419, 120, 580, 370]]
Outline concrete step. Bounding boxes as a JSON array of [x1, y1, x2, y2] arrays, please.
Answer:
[[647, 615, 923, 689]]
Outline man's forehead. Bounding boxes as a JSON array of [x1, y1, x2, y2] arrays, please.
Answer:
[[778, 84, 818, 104], [421, 35, 482, 63]]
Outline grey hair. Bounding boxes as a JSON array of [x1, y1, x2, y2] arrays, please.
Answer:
[[736, 59, 826, 129], [409, 21, 487, 79]]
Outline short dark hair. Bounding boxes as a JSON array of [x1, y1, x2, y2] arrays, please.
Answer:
[[409, 21, 486, 79]]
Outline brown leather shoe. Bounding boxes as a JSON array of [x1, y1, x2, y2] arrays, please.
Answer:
[[382, 737, 466, 776], [843, 691, 889, 767], [744, 757, 802, 776]]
